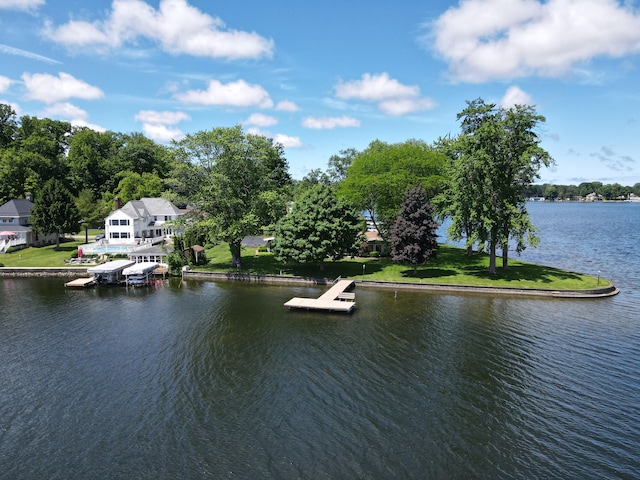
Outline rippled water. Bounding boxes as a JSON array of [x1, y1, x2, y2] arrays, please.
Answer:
[[1, 203, 639, 479]]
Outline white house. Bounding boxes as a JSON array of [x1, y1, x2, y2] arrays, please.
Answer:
[[0, 197, 57, 253], [104, 197, 183, 245]]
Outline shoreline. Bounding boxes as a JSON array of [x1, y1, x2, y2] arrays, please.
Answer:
[[0, 267, 619, 299]]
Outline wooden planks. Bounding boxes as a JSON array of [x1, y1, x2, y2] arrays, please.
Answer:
[[65, 277, 95, 288], [284, 279, 356, 313]]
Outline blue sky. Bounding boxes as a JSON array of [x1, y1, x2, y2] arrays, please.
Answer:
[[1, 0, 640, 185]]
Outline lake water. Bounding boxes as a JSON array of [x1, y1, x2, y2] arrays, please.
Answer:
[[1, 202, 639, 479]]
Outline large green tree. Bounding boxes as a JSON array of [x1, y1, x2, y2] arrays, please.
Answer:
[[273, 184, 363, 271], [391, 186, 438, 275], [30, 178, 81, 249], [171, 126, 291, 267], [0, 103, 18, 148], [444, 99, 552, 274], [339, 139, 448, 237]]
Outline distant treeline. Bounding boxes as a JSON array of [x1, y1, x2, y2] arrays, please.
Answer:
[[523, 182, 640, 200]]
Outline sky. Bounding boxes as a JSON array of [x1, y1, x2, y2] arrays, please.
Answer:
[[1, 0, 640, 185]]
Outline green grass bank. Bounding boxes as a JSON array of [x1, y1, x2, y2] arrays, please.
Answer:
[[0, 240, 612, 292]]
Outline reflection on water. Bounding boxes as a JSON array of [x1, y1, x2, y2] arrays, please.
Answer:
[[1, 203, 639, 479]]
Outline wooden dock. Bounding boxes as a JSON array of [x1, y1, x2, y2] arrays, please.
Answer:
[[64, 277, 95, 288], [284, 279, 356, 313]]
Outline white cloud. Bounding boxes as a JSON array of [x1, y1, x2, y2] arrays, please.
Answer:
[[22, 72, 104, 104], [134, 110, 190, 125], [431, 0, 640, 82], [301, 115, 361, 129], [243, 113, 278, 127], [39, 102, 106, 132], [0, 0, 44, 10], [0, 75, 12, 93], [134, 109, 189, 143], [175, 79, 273, 108], [43, 0, 274, 60], [274, 133, 302, 148], [500, 86, 535, 108], [245, 127, 302, 148], [334, 73, 436, 116], [141, 123, 184, 142], [275, 100, 300, 112], [41, 102, 89, 121]]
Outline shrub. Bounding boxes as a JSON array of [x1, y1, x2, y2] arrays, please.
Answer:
[[369, 251, 380, 258]]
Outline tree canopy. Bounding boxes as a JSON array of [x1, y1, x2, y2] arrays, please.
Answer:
[[439, 99, 553, 273], [339, 139, 448, 237], [391, 186, 439, 275], [171, 126, 291, 267], [30, 178, 81, 249], [274, 184, 363, 271]]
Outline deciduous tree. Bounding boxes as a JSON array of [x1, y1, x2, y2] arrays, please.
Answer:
[[30, 178, 81, 249], [391, 186, 438, 275], [445, 99, 552, 274], [274, 184, 363, 271], [171, 126, 291, 267]]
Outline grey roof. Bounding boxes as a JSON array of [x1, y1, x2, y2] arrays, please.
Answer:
[[0, 199, 34, 218], [114, 198, 182, 219]]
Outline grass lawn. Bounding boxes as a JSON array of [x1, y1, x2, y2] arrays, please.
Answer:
[[197, 243, 610, 291], [1, 240, 609, 291], [0, 239, 86, 268]]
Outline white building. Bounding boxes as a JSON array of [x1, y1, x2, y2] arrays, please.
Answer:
[[0, 197, 57, 253], [104, 197, 183, 245]]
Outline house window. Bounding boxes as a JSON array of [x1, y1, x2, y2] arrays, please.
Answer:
[[110, 219, 119, 226], [121, 232, 130, 238], [156, 229, 161, 236], [119, 219, 129, 225], [165, 215, 169, 221], [110, 232, 120, 239]]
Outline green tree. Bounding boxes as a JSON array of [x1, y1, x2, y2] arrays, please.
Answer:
[[327, 147, 358, 183], [543, 184, 558, 201], [0, 103, 18, 148], [114, 171, 164, 204], [391, 186, 438, 275], [339, 139, 448, 238], [30, 178, 81, 249], [75, 188, 109, 243], [274, 184, 363, 271], [171, 126, 291, 267], [448, 99, 552, 274], [67, 128, 121, 196]]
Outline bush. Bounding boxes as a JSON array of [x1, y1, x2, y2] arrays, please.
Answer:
[[369, 251, 380, 258], [258, 245, 268, 253]]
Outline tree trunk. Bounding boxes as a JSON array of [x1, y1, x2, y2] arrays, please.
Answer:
[[488, 230, 497, 274], [85, 227, 89, 245], [413, 263, 418, 276], [501, 239, 509, 270], [55, 232, 61, 250], [229, 241, 242, 268], [319, 258, 325, 272]]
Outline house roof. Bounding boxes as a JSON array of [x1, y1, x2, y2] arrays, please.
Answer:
[[109, 197, 182, 220], [0, 199, 34, 218]]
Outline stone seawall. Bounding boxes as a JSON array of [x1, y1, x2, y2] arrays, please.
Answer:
[[0, 267, 88, 277], [183, 270, 619, 298], [1, 267, 618, 298]]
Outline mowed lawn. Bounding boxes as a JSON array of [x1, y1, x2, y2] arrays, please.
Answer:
[[1, 240, 609, 291], [198, 243, 609, 291]]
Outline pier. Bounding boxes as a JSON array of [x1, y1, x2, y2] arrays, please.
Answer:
[[284, 279, 356, 313]]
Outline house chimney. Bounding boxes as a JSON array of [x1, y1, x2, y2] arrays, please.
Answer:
[[115, 196, 122, 210], [26, 192, 33, 202]]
